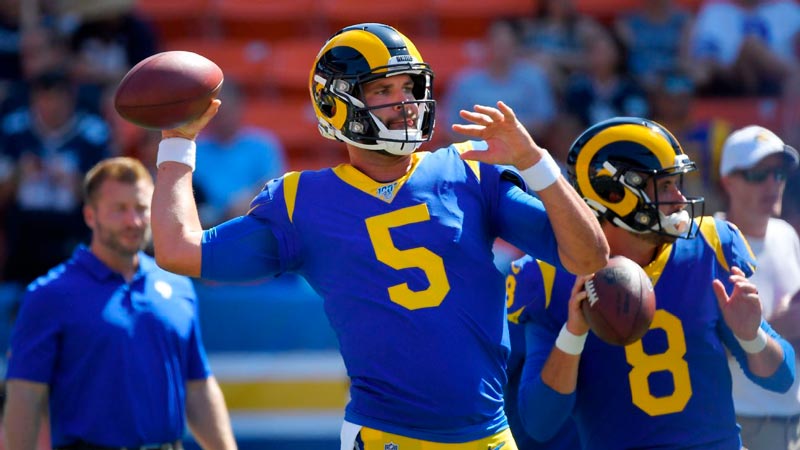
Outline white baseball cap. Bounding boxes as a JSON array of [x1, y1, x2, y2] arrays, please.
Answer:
[[719, 125, 799, 177]]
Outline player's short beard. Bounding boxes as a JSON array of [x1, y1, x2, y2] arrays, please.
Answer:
[[94, 221, 150, 257]]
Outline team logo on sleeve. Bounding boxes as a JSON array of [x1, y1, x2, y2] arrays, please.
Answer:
[[384, 443, 398, 450]]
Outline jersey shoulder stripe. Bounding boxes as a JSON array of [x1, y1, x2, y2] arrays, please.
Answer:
[[697, 216, 756, 276]]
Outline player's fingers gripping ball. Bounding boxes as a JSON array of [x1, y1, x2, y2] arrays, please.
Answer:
[[114, 51, 223, 130], [582, 255, 656, 346]]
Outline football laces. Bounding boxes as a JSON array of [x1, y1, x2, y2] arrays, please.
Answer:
[[584, 279, 599, 306]]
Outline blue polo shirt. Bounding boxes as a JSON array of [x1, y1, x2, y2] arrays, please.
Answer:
[[7, 246, 211, 447]]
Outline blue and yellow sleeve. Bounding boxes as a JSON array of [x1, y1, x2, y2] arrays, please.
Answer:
[[200, 173, 299, 282], [508, 257, 576, 441], [698, 216, 757, 278]]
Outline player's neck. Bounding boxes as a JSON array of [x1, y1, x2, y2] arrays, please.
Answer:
[[604, 223, 659, 267], [347, 145, 413, 183]]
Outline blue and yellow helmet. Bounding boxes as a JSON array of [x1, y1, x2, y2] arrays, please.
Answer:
[[567, 117, 704, 238], [310, 23, 435, 156]]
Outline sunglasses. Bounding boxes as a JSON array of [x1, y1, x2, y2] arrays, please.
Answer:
[[736, 167, 790, 183]]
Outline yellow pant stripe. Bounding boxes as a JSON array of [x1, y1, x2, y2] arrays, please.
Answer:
[[358, 427, 517, 450]]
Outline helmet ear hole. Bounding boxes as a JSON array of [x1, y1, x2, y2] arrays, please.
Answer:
[[594, 176, 625, 203], [319, 94, 336, 117]]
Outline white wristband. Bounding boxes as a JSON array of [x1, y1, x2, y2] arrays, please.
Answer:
[[157, 138, 197, 171], [736, 328, 768, 354], [519, 153, 561, 191], [555, 323, 588, 355]]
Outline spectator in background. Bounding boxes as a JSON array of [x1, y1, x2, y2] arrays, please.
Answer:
[[0, 25, 76, 116], [3, 157, 237, 450], [519, 0, 606, 93], [783, 171, 800, 237], [689, 0, 800, 96], [0, 0, 62, 107], [194, 79, 286, 226], [614, 0, 698, 93], [649, 73, 731, 214], [559, 32, 648, 150], [0, 68, 110, 284], [444, 18, 556, 142], [62, 0, 159, 107], [0, 0, 25, 101], [718, 125, 800, 450]]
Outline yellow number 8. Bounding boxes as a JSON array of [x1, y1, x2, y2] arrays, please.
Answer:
[[625, 310, 692, 416]]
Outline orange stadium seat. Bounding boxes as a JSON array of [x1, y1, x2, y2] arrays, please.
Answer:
[[164, 39, 272, 96], [575, 0, 703, 23], [574, 0, 639, 24], [676, 0, 703, 11], [266, 39, 323, 100], [319, 0, 436, 38], [215, 0, 326, 41], [432, 0, 538, 38], [690, 96, 785, 130], [135, 0, 214, 41], [241, 97, 345, 170]]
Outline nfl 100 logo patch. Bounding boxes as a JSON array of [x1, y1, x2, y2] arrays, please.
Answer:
[[384, 442, 398, 450], [376, 182, 398, 202]]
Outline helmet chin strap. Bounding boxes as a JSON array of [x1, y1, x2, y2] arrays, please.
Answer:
[[368, 111, 424, 156], [657, 209, 690, 236]]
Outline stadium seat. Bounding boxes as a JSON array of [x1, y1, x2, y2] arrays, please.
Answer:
[[676, 0, 704, 12], [574, 0, 639, 24], [319, 0, 436, 39], [265, 38, 323, 100], [164, 38, 272, 96], [691, 96, 784, 130], [575, 0, 703, 24], [414, 37, 482, 96], [431, 0, 538, 38], [215, 0, 326, 41], [134, 0, 214, 42], [241, 96, 345, 171]]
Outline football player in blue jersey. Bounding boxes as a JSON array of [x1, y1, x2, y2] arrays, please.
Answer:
[[146, 23, 609, 450], [507, 117, 796, 449]]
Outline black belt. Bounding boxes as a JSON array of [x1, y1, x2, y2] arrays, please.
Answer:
[[57, 441, 183, 450]]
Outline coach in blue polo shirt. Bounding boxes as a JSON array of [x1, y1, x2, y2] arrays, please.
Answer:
[[3, 157, 236, 450]]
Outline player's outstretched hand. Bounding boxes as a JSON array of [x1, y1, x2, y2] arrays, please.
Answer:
[[453, 101, 548, 170], [713, 266, 763, 340], [566, 275, 592, 336], [162, 99, 222, 141]]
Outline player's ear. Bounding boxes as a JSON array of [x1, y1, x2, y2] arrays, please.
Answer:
[[83, 202, 96, 230]]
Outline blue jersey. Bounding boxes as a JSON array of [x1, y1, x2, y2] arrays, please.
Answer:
[[506, 307, 581, 450], [6, 247, 211, 447], [200, 142, 565, 442], [508, 217, 795, 449]]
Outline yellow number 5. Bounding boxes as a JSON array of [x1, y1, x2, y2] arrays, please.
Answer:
[[365, 204, 451, 310]]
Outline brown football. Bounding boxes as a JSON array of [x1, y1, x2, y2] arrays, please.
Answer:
[[114, 51, 223, 130], [582, 255, 656, 346]]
